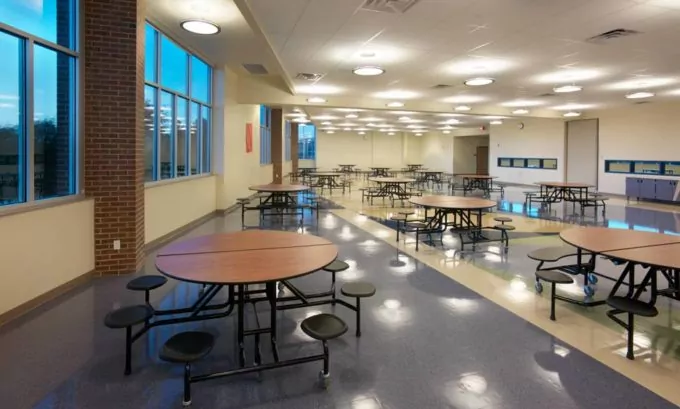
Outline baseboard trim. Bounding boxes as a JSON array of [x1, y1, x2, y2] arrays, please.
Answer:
[[0, 269, 95, 327], [145, 210, 220, 253]]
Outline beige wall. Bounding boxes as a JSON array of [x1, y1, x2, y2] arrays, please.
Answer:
[[596, 102, 680, 194], [0, 199, 95, 315], [316, 131, 421, 170], [453, 134, 490, 174], [489, 118, 565, 185], [144, 176, 218, 243]]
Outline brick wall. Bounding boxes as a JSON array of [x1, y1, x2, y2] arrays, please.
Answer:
[[271, 108, 283, 183], [83, 0, 145, 274]]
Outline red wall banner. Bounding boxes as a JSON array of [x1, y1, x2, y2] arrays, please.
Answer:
[[245, 123, 253, 153]]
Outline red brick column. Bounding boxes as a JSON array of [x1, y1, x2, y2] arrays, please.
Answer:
[[83, 0, 145, 274], [271, 108, 283, 183], [291, 122, 299, 173]]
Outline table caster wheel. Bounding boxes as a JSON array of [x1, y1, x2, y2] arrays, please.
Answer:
[[318, 371, 330, 389], [535, 281, 544, 294], [588, 274, 598, 284], [584, 285, 595, 297], [278, 282, 284, 291]]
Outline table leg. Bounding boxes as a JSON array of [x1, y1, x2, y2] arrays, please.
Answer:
[[237, 284, 246, 367], [266, 282, 280, 362]]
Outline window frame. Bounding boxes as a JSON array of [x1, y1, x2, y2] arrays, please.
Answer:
[[0, 0, 80, 210], [260, 105, 272, 165], [144, 21, 213, 184]]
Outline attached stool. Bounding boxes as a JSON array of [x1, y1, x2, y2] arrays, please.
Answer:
[[159, 331, 215, 406], [323, 260, 350, 304], [493, 216, 512, 225], [389, 214, 407, 242], [606, 296, 658, 360], [341, 282, 376, 336], [535, 270, 574, 321], [236, 198, 250, 226], [301, 313, 348, 388], [493, 223, 515, 248], [127, 275, 167, 306], [104, 305, 154, 375]]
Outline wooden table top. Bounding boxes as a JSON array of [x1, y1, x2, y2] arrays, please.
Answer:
[[604, 243, 680, 269], [249, 184, 310, 192], [560, 227, 680, 253], [310, 172, 343, 177], [409, 195, 496, 210], [370, 177, 416, 184], [156, 231, 337, 284], [536, 181, 592, 188]]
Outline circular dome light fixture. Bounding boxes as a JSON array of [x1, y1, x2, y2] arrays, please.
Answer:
[[512, 109, 529, 114], [416, 133, 423, 136], [358, 131, 366, 135], [443, 130, 451, 134], [553, 85, 583, 93], [181, 20, 221, 35], [455, 105, 471, 111], [307, 97, 327, 103], [345, 113, 359, 119], [464, 77, 495, 86], [327, 130, 335, 134], [353, 66, 385, 76], [343, 127, 351, 131], [563, 111, 582, 117], [625, 91, 655, 99], [490, 120, 503, 125], [388, 132, 395, 135], [386, 101, 405, 108]]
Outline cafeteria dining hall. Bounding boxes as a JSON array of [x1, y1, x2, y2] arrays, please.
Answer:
[[4, 0, 680, 408]]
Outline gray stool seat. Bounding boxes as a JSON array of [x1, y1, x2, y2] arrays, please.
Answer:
[[536, 270, 574, 284], [159, 331, 215, 363], [494, 216, 512, 223], [127, 275, 167, 292], [301, 313, 348, 341], [398, 210, 415, 216], [104, 305, 153, 328], [341, 282, 376, 298], [390, 215, 407, 221], [607, 296, 659, 317], [528, 246, 583, 262], [236, 197, 250, 203], [323, 260, 349, 273], [494, 224, 515, 231]]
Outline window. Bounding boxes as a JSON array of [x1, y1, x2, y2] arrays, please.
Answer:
[[604, 160, 680, 176], [0, 0, 78, 207], [298, 124, 316, 160], [144, 22, 212, 181], [260, 105, 272, 165], [497, 157, 557, 170], [284, 120, 291, 161]]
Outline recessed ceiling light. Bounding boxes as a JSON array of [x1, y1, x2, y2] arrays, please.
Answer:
[[297, 85, 342, 95], [327, 131, 335, 134], [359, 117, 385, 122], [553, 85, 583, 93], [345, 113, 359, 119], [386, 101, 405, 107], [443, 130, 451, 134], [407, 124, 427, 129], [439, 119, 461, 124], [502, 100, 544, 107], [455, 105, 471, 111], [415, 133, 423, 136], [335, 108, 363, 112], [307, 97, 327, 103], [464, 77, 495, 86], [321, 121, 332, 125], [181, 20, 220, 35], [374, 90, 419, 99], [563, 111, 582, 117], [437, 113, 466, 117], [343, 127, 352, 131], [442, 95, 486, 104], [312, 115, 338, 120], [625, 91, 655, 99], [490, 120, 503, 125], [358, 131, 366, 135], [353, 66, 385, 76], [398, 116, 411, 121], [552, 103, 593, 110], [512, 109, 529, 114], [359, 51, 376, 58], [388, 132, 395, 135], [388, 111, 419, 115]]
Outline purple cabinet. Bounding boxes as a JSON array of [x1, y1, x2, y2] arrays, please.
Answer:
[[640, 178, 656, 200], [627, 177, 680, 202], [625, 177, 641, 199], [656, 180, 678, 201]]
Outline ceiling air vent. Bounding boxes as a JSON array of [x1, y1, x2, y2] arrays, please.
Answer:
[[586, 28, 640, 44], [360, 0, 421, 14], [242, 64, 269, 75], [432, 84, 453, 89], [295, 72, 325, 81]]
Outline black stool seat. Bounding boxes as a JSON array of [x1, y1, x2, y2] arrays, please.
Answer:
[[536, 270, 574, 284], [398, 210, 415, 215], [494, 216, 512, 223], [160, 331, 215, 363], [494, 224, 515, 231], [104, 305, 153, 328], [341, 282, 376, 298], [236, 198, 250, 204], [607, 296, 659, 317], [301, 313, 348, 341], [323, 260, 349, 273], [126, 275, 168, 291]]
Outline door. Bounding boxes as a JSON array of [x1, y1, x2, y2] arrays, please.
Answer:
[[476, 146, 489, 175], [566, 119, 598, 186]]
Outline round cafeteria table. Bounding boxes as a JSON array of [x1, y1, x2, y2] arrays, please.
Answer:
[[454, 174, 497, 196], [309, 172, 343, 193], [409, 196, 496, 248], [369, 177, 416, 206], [249, 183, 309, 206], [156, 230, 338, 378], [559, 227, 680, 302], [536, 181, 592, 203], [369, 167, 391, 177]]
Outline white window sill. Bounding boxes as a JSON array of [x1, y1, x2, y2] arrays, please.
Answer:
[[144, 173, 214, 189], [0, 194, 92, 219]]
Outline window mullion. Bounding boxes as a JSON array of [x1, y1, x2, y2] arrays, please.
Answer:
[[25, 38, 35, 202]]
